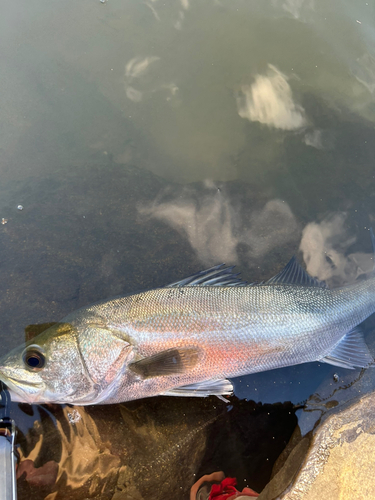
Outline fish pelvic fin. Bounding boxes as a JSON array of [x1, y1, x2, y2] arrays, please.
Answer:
[[161, 379, 233, 399], [128, 347, 201, 378], [319, 326, 374, 369]]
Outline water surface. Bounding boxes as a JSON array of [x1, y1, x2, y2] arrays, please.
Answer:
[[1, 0, 375, 498]]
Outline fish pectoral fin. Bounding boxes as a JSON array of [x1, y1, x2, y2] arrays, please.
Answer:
[[319, 326, 374, 369], [161, 379, 233, 399], [128, 347, 200, 378]]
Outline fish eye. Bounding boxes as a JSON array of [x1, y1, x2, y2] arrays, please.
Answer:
[[22, 346, 45, 371]]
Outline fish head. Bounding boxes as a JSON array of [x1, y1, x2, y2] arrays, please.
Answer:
[[0, 322, 133, 405]]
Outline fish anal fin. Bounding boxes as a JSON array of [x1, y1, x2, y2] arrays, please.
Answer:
[[162, 379, 233, 399], [129, 347, 200, 378], [320, 326, 373, 369]]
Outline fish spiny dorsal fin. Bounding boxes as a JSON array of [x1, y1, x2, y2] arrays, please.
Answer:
[[263, 256, 327, 288], [166, 264, 248, 287]]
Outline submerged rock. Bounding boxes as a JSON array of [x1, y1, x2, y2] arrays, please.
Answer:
[[16, 398, 224, 500]]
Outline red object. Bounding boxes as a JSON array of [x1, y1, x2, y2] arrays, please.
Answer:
[[17, 459, 58, 487], [209, 477, 259, 499]]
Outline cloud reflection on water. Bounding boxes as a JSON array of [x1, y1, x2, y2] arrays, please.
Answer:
[[140, 185, 374, 286], [125, 56, 160, 79], [352, 53, 375, 94], [236, 64, 306, 131], [303, 129, 335, 150], [124, 55, 180, 105], [139, 184, 239, 265], [304, 129, 323, 149], [139, 183, 299, 266], [277, 0, 315, 19], [300, 214, 374, 285], [125, 86, 143, 103]]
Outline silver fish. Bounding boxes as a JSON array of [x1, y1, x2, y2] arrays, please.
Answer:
[[0, 249, 373, 405]]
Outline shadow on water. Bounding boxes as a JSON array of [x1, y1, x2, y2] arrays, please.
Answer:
[[15, 398, 224, 500], [15, 397, 298, 499]]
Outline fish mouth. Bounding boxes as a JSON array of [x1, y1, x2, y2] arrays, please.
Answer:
[[0, 370, 44, 404]]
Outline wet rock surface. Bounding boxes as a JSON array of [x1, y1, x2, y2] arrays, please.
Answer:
[[254, 318, 375, 499], [259, 390, 375, 499]]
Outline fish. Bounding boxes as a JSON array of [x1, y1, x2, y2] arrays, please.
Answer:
[[0, 237, 374, 405]]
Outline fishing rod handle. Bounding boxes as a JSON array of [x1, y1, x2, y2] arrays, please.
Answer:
[[0, 419, 17, 500]]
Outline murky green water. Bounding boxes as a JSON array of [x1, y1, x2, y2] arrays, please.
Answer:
[[1, 0, 375, 498]]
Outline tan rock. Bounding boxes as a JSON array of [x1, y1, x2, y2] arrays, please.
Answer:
[[260, 391, 375, 499]]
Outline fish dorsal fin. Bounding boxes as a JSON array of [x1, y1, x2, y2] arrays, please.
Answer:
[[320, 326, 373, 369], [264, 256, 327, 288], [166, 264, 248, 287]]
